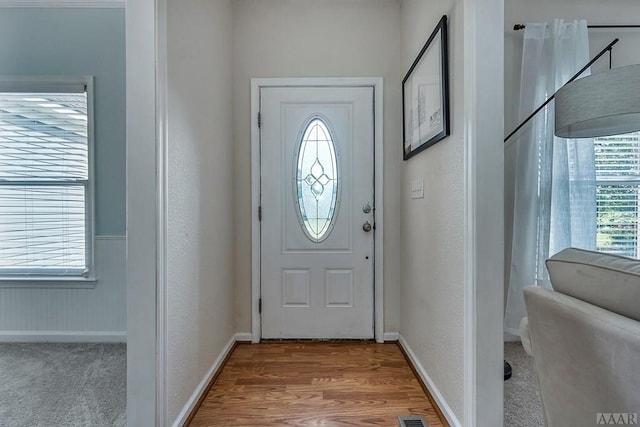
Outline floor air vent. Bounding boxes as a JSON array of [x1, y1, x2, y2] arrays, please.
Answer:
[[397, 415, 428, 427]]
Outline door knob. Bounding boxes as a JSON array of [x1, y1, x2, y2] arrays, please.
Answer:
[[362, 221, 372, 232], [362, 203, 372, 214]]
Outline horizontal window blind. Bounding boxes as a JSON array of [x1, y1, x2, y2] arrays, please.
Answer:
[[595, 132, 640, 258], [0, 91, 88, 275]]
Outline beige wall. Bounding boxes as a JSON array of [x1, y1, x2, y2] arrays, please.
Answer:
[[166, 0, 236, 422], [232, 0, 403, 334], [399, 0, 466, 419], [504, 0, 640, 312]]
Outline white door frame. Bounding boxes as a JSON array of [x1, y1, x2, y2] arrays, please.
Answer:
[[462, 0, 505, 425], [250, 77, 384, 343], [127, 0, 161, 425]]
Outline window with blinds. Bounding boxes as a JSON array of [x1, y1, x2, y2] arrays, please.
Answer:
[[594, 131, 640, 258], [0, 78, 93, 278]]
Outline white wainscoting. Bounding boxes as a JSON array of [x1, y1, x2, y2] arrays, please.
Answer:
[[0, 236, 126, 342]]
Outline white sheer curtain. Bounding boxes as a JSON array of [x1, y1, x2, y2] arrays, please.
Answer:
[[505, 20, 597, 335]]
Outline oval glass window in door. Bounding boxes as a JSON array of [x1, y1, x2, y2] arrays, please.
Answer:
[[295, 117, 339, 242]]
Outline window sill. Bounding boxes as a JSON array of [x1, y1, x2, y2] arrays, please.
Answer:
[[0, 275, 97, 289]]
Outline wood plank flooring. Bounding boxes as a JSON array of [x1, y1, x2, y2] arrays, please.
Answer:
[[189, 342, 446, 426]]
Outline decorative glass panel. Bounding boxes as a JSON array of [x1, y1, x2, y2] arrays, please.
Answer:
[[295, 118, 338, 242]]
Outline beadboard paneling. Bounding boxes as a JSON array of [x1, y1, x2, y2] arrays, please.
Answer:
[[0, 237, 126, 341]]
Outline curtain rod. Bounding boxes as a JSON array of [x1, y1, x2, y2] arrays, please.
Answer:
[[504, 38, 619, 143], [514, 24, 640, 31]]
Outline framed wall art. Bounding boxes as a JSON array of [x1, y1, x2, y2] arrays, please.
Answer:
[[402, 15, 450, 160]]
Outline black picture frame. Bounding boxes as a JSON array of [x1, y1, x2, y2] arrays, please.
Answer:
[[402, 15, 450, 160]]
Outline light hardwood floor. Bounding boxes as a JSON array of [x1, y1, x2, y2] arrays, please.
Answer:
[[188, 342, 446, 426]]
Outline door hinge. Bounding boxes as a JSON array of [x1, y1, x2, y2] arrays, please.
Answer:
[[258, 298, 262, 314], [258, 206, 262, 221], [257, 112, 262, 128]]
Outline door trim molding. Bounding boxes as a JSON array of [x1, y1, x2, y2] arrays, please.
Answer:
[[463, 0, 504, 425], [126, 0, 160, 425], [250, 77, 385, 343]]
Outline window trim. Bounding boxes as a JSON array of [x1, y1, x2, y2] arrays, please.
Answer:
[[0, 76, 95, 285]]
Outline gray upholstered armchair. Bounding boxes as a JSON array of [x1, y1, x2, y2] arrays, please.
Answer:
[[520, 248, 640, 427]]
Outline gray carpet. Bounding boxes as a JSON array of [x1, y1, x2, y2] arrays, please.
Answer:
[[504, 342, 545, 427], [0, 343, 126, 427]]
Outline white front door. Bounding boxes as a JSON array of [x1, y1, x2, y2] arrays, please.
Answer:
[[260, 86, 375, 339]]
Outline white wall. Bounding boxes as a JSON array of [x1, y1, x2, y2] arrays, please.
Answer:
[[504, 0, 640, 309], [232, 0, 403, 335], [399, 0, 466, 420], [166, 0, 236, 423]]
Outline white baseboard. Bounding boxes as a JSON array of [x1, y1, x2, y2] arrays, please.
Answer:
[[234, 332, 252, 342], [0, 331, 126, 343], [383, 332, 399, 341], [398, 334, 462, 427], [172, 334, 237, 427]]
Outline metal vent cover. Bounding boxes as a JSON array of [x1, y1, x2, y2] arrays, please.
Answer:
[[397, 415, 428, 427]]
